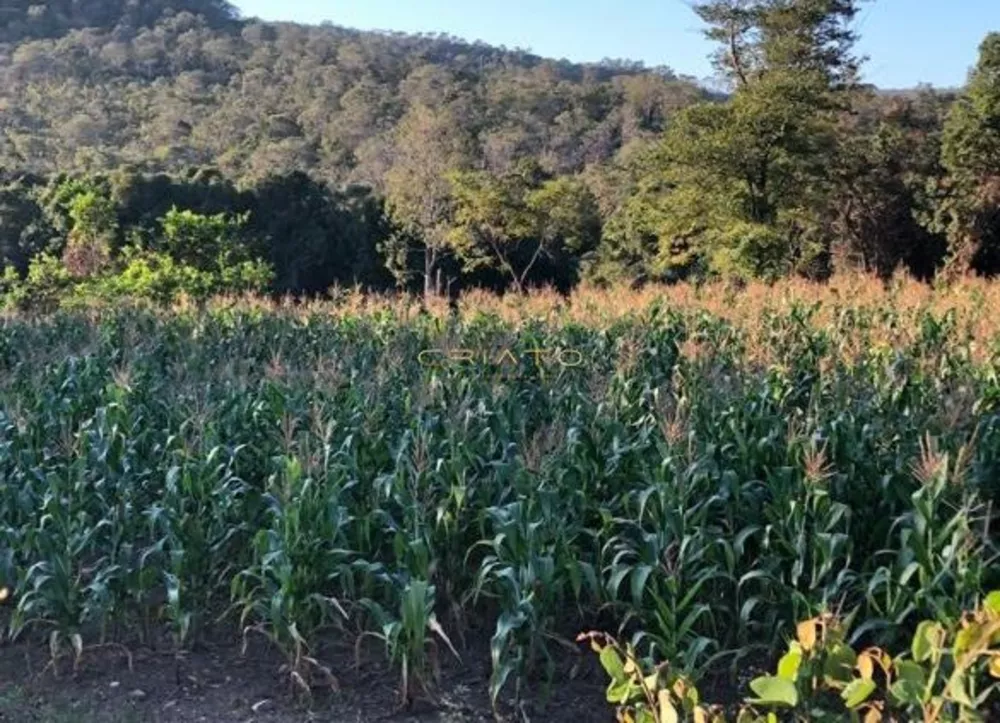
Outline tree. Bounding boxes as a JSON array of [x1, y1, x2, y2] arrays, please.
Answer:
[[933, 33, 1000, 275], [100, 246, 273, 304], [621, 0, 866, 280], [828, 90, 949, 279], [250, 172, 342, 294], [111, 167, 249, 241], [384, 104, 474, 297], [0, 180, 52, 275], [449, 161, 600, 292], [159, 207, 252, 270], [61, 185, 118, 278], [525, 174, 602, 287], [695, 0, 862, 88], [583, 140, 677, 285], [250, 172, 391, 294]]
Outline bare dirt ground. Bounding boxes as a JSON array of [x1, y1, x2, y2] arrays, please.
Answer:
[[0, 628, 612, 723]]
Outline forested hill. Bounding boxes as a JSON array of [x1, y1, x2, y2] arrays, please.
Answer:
[[0, 0, 705, 186], [0, 0, 241, 40], [2, 0, 997, 307]]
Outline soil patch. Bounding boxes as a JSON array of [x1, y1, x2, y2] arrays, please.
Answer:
[[0, 630, 614, 723]]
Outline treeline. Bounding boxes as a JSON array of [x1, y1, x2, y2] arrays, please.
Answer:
[[0, 0, 999, 304], [0, 162, 605, 307], [0, 169, 386, 307]]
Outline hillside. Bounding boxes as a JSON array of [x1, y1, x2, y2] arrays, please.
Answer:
[[0, 0, 995, 306], [0, 0, 705, 187]]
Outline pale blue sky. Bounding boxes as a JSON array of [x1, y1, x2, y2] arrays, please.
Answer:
[[232, 0, 999, 89]]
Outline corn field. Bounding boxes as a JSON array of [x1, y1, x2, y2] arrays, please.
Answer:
[[0, 276, 999, 715]]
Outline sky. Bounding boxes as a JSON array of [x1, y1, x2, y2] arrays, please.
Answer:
[[232, 0, 999, 89]]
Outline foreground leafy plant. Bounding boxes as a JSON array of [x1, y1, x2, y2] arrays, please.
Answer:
[[578, 631, 724, 723], [586, 591, 1000, 722]]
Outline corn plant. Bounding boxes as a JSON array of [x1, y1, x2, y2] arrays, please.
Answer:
[[231, 455, 350, 695], [0, 284, 999, 715], [358, 579, 460, 708], [864, 435, 995, 647], [470, 494, 585, 711]]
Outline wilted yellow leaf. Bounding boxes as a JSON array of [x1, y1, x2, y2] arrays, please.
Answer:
[[797, 619, 817, 652], [989, 655, 1000, 679], [658, 690, 679, 723], [857, 652, 874, 680]]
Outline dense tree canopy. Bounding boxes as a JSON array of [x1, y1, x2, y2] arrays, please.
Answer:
[[0, 0, 240, 43], [934, 33, 1000, 274], [600, 0, 868, 280], [0, 1, 699, 186]]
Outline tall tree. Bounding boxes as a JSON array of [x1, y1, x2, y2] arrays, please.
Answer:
[[61, 188, 117, 278], [933, 33, 1000, 276], [383, 104, 474, 297], [159, 207, 250, 270], [251, 172, 390, 294], [626, 0, 866, 279], [829, 89, 950, 279]]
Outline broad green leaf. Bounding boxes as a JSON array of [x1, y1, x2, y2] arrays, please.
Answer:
[[607, 678, 634, 705], [912, 621, 942, 663], [748, 676, 799, 707], [777, 648, 802, 681], [954, 623, 979, 656], [945, 672, 974, 708], [823, 642, 857, 688], [890, 661, 927, 706], [984, 591, 1000, 616], [600, 645, 627, 685], [841, 679, 877, 709]]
